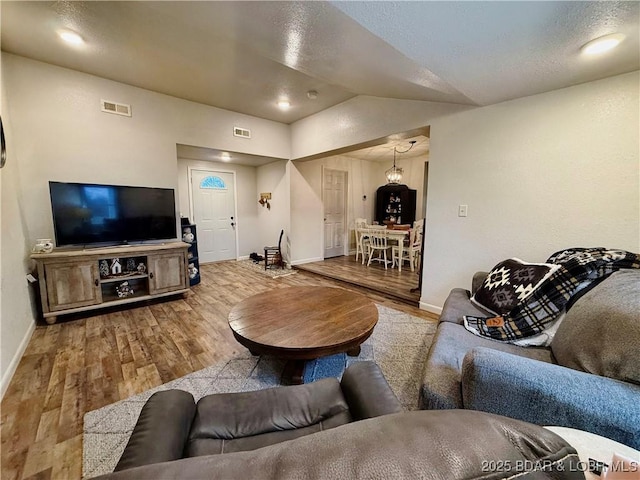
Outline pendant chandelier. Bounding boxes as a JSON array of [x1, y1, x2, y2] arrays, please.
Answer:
[[385, 140, 416, 184]]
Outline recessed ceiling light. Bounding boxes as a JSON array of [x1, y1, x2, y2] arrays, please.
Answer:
[[220, 152, 231, 161], [581, 33, 625, 55], [277, 100, 291, 110], [58, 30, 84, 46]]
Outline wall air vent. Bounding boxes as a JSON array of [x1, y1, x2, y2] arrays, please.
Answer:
[[233, 126, 251, 138], [101, 99, 132, 117]]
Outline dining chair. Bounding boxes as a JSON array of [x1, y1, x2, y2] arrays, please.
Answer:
[[366, 229, 391, 269], [264, 229, 284, 270], [391, 218, 425, 272], [354, 218, 369, 264], [391, 228, 421, 272]]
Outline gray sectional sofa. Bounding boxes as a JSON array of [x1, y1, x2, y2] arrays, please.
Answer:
[[420, 269, 640, 449]]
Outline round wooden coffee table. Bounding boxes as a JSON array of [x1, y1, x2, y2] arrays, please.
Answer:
[[228, 286, 378, 384]]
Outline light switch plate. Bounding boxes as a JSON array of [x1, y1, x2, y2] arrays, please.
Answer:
[[458, 205, 468, 217]]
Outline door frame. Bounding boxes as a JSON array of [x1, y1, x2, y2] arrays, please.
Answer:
[[321, 166, 349, 258], [187, 167, 240, 261]]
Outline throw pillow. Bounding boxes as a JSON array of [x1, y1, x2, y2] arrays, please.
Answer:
[[470, 258, 560, 315], [551, 269, 640, 385]]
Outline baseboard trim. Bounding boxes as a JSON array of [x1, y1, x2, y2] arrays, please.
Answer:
[[1, 320, 35, 400], [420, 302, 443, 315], [236, 255, 250, 261], [291, 257, 324, 266]]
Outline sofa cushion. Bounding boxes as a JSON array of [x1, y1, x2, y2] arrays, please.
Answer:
[[419, 322, 553, 409], [186, 377, 352, 456], [439, 288, 492, 325], [95, 411, 581, 480], [551, 269, 640, 385], [471, 258, 560, 315]]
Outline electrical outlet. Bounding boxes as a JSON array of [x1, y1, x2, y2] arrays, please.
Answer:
[[458, 204, 468, 217]]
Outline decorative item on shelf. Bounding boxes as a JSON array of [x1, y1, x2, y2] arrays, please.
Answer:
[[99, 260, 109, 278], [116, 281, 134, 298], [385, 140, 416, 184], [110, 258, 122, 275], [258, 192, 271, 210], [136, 263, 146, 274], [32, 238, 54, 254], [187, 251, 194, 259], [182, 227, 194, 243], [126, 258, 136, 272], [188, 262, 198, 279]]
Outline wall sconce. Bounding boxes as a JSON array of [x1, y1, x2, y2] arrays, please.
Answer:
[[259, 192, 272, 210]]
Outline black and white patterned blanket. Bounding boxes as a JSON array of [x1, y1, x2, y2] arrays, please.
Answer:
[[464, 247, 640, 342]]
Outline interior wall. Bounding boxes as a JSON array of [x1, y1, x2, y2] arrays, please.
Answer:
[[3, 54, 290, 250], [176, 158, 258, 257], [256, 161, 289, 262], [291, 71, 639, 311], [0, 53, 36, 397], [292, 155, 379, 262], [289, 163, 324, 264], [422, 70, 640, 310], [291, 96, 470, 160]]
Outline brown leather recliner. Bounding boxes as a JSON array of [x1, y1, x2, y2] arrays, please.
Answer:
[[113, 361, 403, 472], [101, 360, 584, 480]]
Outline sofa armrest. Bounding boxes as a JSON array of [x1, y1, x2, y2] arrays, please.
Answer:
[[114, 390, 196, 472], [340, 361, 403, 420], [461, 347, 640, 449], [471, 271, 489, 295]]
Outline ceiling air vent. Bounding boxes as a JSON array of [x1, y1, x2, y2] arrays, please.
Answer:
[[233, 126, 251, 139], [101, 99, 132, 117]]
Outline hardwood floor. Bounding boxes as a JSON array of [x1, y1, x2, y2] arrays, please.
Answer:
[[295, 254, 421, 304], [0, 260, 437, 480]]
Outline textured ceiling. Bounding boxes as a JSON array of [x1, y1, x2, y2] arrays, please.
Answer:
[[2, 0, 636, 168], [2, 1, 637, 126]]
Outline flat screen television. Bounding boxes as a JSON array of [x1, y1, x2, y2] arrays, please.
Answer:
[[49, 181, 177, 247]]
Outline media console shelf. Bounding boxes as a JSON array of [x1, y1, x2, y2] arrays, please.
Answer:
[[31, 241, 190, 324]]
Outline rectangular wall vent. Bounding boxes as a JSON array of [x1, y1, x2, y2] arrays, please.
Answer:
[[101, 99, 132, 117], [233, 126, 251, 138]]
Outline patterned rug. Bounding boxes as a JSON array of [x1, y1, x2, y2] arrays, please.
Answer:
[[239, 258, 297, 278], [82, 304, 436, 478]]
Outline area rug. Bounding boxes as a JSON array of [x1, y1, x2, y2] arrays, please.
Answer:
[[238, 258, 297, 278], [82, 304, 436, 478]]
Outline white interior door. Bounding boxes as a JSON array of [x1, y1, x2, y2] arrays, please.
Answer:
[[190, 170, 237, 263], [323, 168, 347, 258]]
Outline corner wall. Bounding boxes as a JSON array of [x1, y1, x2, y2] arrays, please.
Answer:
[[256, 161, 289, 262], [0, 53, 36, 397]]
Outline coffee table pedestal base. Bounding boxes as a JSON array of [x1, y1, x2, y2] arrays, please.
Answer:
[[282, 360, 306, 385]]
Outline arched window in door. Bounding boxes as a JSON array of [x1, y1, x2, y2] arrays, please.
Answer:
[[200, 175, 226, 190]]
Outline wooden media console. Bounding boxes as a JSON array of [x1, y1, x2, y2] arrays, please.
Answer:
[[31, 241, 190, 324]]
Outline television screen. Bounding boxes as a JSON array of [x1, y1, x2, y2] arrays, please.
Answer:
[[49, 181, 177, 247]]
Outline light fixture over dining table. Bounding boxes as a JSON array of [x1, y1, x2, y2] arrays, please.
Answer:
[[386, 140, 416, 184]]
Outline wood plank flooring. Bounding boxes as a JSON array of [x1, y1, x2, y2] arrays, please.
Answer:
[[0, 260, 437, 480], [294, 254, 421, 304]]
